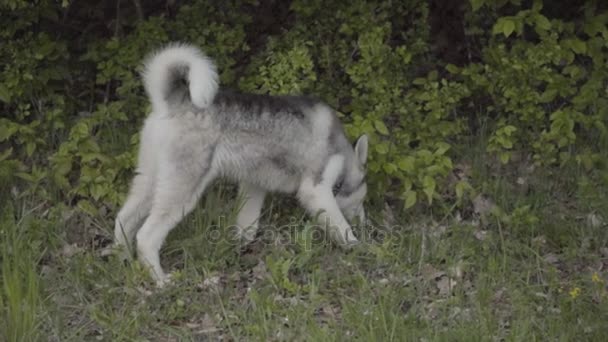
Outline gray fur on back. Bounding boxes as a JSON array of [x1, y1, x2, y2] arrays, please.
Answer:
[[165, 88, 355, 194]]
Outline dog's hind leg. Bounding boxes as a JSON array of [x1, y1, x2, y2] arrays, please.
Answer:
[[114, 173, 154, 257], [235, 182, 266, 242], [136, 152, 217, 286], [115, 117, 163, 257]]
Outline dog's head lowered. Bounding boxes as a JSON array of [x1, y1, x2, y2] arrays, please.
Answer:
[[334, 135, 368, 224]]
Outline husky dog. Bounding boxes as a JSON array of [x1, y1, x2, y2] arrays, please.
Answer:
[[114, 44, 368, 285]]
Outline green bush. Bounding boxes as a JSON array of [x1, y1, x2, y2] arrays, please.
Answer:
[[462, 1, 608, 167], [1, 0, 606, 213]]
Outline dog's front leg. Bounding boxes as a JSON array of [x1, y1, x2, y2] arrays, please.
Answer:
[[235, 182, 266, 242], [297, 178, 359, 247]]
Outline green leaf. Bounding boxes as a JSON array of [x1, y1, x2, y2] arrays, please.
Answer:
[[383, 163, 397, 174], [0, 147, 12, 161], [422, 176, 436, 204], [445, 64, 460, 74], [78, 200, 98, 216], [398, 156, 415, 173], [0, 121, 18, 141], [493, 18, 515, 37], [570, 39, 587, 54], [375, 143, 389, 155], [455, 181, 466, 199], [535, 14, 551, 30], [563, 65, 581, 78], [435, 142, 451, 155], [71, 121, 89, 139], [374, 120, 389, 135], [53, 173, 70, 190], [499, 137, 513, 149], [52, 157, 72, 176], [0, 83, 11, 103], [403, 190, 417, 209], [15, 172, 36, 183], [502, 19, 515, 37], [90, 184, 107, 201], [539, 89, 557, 103], [470, 0, 484, 11], [412, 78, 426, 86], [26, 141, 36, 157]]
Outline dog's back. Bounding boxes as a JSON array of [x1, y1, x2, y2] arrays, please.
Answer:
[[162, 89, 353, 193]]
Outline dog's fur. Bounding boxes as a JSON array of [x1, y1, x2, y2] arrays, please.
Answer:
[[114, 44, 368, 285]]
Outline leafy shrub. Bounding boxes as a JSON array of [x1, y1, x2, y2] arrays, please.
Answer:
[[461, 1, 608, 167], [1, 0, 606, 214]]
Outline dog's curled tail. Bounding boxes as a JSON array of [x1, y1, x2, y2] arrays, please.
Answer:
[[142, 43, 219, 114]]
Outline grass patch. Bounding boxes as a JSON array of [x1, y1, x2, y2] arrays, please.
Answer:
[[0, 200, 44, 342], [2, 148, 608, 341]]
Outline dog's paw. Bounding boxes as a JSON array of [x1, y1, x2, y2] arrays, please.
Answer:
[[155, 273, 174, 288], [332, 227, 360, 249], [343, 236, 361, 249]]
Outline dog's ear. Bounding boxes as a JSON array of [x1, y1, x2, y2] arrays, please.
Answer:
[[354, 134, 368, 165]]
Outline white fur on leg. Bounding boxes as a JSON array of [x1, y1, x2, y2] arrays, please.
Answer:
[[321, 154, 344, 186], [114, 174, 154, 259], [236, 183, 266, 242], [297, 155, 359, 246], [114, 116, 165, 257], [297, 179, 358, 246], [136, 168, 216, 286], [136, 207, 183, 285]]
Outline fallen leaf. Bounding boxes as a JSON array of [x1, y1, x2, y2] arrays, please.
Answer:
[[449, 261, 464, 279], [549, 307, 561, 314], [136, 286, 153, 297], [493, 287, 507, 303], [321, 304, 340, 318], [473, 194, 497, 216], [421, 264, 445, 282], [186, 313, 220, 334], [99, 247, 114, 258], [454, 211, 462, 223], [532, 235, 546, 245], [474, 230, 488, 241], [430, 224, 448, 238], [201, 275, 222, 292], [61, 243, 82, 258], [437, 276, 457, 296], [381, 202, 396, 227], [252, 260, 269, 280], [453, 163, 472, 181], [543, 253, 559, 264], [586, 213, 605, 228]]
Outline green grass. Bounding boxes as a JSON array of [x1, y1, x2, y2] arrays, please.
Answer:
[[0, 210, 42, 342], [1, 149, 608, 341]]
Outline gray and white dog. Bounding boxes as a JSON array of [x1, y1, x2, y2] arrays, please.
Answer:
[[114, 44, 368, 285]]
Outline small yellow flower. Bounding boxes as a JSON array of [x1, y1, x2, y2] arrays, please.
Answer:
[[569, 287, 581, 299], [592, 272, 602, 283]]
